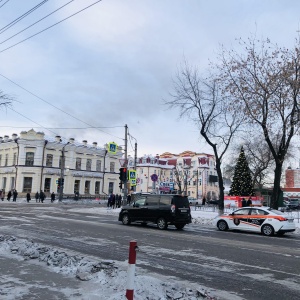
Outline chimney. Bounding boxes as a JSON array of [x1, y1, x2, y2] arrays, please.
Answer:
[[55, 136, 61, 142], [92, 142, 97, 148], [69, 138, 75, 144], [82, 140, 87, 146]]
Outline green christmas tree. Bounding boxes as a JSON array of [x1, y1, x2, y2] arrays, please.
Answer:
[[228, 147, 254, 196]]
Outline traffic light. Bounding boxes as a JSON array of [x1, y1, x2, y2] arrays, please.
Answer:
[[119, 182, 123, 189], [119, 167, 127, 182]]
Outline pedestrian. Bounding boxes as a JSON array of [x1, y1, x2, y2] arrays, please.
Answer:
[[127, 193, 131, 205], [51, 192, 55, 203], [0, 189, 3, 201], [1, 189, 5, 201], [13, 190, 18, 202], [246, 197, 252, 207], [7, 190, 12, 201], [40, 190, 45, 203], [118, 194, 122, 208], [202, 197, 206, 206], [115, 194, 119, 208], [26, 192, 31, 203], [107, 194, 112, 209], [241, 198, 247, 207], [35, 191, 39, 203]]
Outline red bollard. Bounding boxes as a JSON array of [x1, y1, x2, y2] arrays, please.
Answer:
[[126, 240, 137, 300]]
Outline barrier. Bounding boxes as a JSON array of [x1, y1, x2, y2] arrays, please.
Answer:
[[126, 240, 138, 300]]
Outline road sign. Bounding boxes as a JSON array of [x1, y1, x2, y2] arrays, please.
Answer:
[[107, 142, 117, 154], [151, 174, 158, 182]]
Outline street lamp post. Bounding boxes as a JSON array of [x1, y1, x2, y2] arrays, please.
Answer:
[[59, 142, 69, 201]]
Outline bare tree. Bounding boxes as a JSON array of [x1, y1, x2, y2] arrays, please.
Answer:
[[0, 90, 13, 108], [167, 63, 244, 213], [218, 37, 300, 209]]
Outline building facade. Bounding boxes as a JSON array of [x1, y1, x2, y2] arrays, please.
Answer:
[[0, 129, 122, 197], [130, 151, 219, 199]]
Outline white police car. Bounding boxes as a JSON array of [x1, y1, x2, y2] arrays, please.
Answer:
[[214, 207, 296, 236]]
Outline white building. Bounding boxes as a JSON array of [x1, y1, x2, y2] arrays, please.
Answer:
[[0, 129, 122, 198]]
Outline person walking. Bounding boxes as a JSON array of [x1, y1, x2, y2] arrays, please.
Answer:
[[0, 189, 3, 201], [118, 194, 122, 208], [127, 194, 131, 205], [13, 190, 18, 202], [40, 190, 45, 203], [51, 192, 55, 203], [202, 197, 206, 206], [35, 191, 39, 203], [26, 192, 31, 203], [7, 190, 12, 201], [1, 189, 5, 201]]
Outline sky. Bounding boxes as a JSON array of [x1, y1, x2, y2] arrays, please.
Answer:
[[0, 0, 300, 158], [1, 203, 299, 299]]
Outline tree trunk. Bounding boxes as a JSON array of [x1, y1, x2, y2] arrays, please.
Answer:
[[270, 162, 282, 209], [215, 157, 224, 214]]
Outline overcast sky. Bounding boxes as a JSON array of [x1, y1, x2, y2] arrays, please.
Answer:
[[0, 0, 300, 157]]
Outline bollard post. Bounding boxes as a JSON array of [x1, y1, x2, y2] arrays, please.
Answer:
[[126, 240, 137, 300]]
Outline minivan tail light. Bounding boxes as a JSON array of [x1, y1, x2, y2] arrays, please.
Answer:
[[171, 205, 175, 213]]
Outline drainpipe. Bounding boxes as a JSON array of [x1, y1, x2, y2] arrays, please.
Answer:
[[40, 140, 48, 193], [14, 138, 19, 190]]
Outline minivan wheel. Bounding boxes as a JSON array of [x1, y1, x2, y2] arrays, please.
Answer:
[[175, 224, 185, 230], [261, 224, 274, 236], [217, 220, 228, 231], [157, 217, 167, 230], [122, 214, 131, 225]]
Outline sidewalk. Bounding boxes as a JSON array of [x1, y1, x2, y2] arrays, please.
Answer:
[[0, 254, 84, 300]]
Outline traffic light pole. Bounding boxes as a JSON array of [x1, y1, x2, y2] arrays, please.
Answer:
[[59, 142, 69, 201], [124, 124, 128, 201]]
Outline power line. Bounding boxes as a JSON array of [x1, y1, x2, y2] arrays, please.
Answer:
[[0, 72, 123, 140], [0, 0, 48, 34], [0, 0, 102, 54], [0, 0, 10, 9], [0, 125, 124, 129], [0, 0, 75, 45]]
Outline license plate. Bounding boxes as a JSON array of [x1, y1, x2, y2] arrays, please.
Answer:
[[180, 209, 187, 212], [288, 219, 294, 223]]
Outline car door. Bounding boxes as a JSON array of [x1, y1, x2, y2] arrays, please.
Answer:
[[248, 208, 268, 232], [144, 195, 160, 222], [229, 208, 251, 231], [130, 197, 147, 221]]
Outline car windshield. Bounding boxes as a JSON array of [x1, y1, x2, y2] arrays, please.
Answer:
[[289, 200, 299, 203], [171, 196, 189, 207]]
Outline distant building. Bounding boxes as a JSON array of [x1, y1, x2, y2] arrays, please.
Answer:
[[0, 129, 122, 197], [129, 150, 219, 199], [283, 167, 300, 198]]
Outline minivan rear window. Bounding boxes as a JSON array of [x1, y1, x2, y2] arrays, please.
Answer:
[[171, 196, 190, 207]]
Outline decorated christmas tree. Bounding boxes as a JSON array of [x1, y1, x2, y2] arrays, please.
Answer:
[[228, 147, 254, 196]]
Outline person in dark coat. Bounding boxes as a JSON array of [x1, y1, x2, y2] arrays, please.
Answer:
[[241, 198, 247, 207], [40, 191, 45, 203], [26, 192, 31, 203], [51, 192, 55, 203], [7, 190, 12, 201], [1, 189, 5, 201], [13, 190, 18, 202], [35, 191, 39, 203], [118, 194, 122, 208], [246, 197, 252, 207], [202, 197, 206, 206], [127, 194, 131, 205], [115, 194, 119, 208], [111, 194, 116, 209]]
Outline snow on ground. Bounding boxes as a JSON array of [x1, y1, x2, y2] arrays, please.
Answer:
[[0, 200, 299, 300]]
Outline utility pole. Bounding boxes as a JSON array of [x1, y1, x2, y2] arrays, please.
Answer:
[[133, 141, 137, 192], [124, 124, 128, 200], [59, 142, 69, 201]]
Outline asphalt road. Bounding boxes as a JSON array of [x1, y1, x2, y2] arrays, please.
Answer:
[[1, 202, 300, 300]]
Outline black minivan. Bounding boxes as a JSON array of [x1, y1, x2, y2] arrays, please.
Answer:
[[118, 193, 191, 230]]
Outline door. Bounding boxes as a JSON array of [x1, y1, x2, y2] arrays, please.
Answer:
[[229, 208, 251, 231], [247, 208, 268, 232]]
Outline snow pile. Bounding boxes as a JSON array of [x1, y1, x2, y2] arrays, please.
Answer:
[[0, 235, 216, 300]]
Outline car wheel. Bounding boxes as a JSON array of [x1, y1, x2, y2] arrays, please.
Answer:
[[175, 224, 185, 230], [261, 224, 274, 236], [217, 220, 228, 231], [122, 214, 131, 225], [157, 217, 168, 230]]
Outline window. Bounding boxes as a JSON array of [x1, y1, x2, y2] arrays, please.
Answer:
[[96, 160, 101, 172], [76, 158, 81, 170], [13, 153, 17, 165], [23, 177, 32, 192], [5, 154, 8, 166], [95, 181, 100, 194], [74, 180, 80, 193], [10, 177, 15, 190], [110, 162, 115, 172], [251, 209, 268, 215], [0, 155, 2, 166], [46, 154, 53, 167], [2, 177, 7, 190], [44, 178, 51, 192], [108, 182, 114, 194], [146, 196, 159, 205], [85, 181, 90, 194], [86, 159, 92, 171], [25, 152, 34, 166], [234, 208, 250, 215]]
